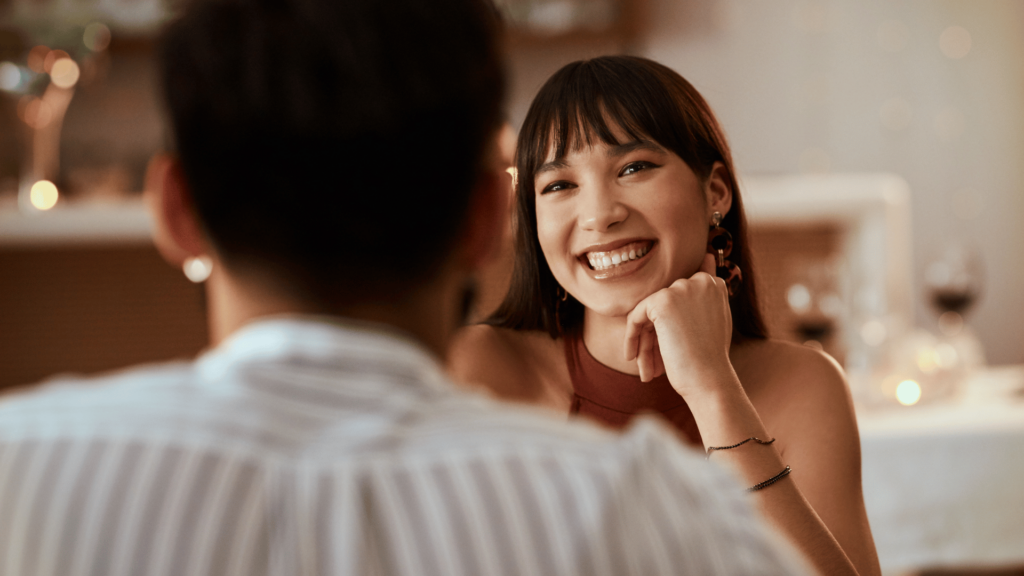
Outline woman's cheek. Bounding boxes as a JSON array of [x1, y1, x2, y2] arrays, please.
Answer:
[[536, 209, 576, 288]]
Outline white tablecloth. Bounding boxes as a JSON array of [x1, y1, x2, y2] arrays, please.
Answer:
[[858, 365, 1024, 573]]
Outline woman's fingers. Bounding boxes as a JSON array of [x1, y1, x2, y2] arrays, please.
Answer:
[[700, 252, 717, 276], [623, 297, 652, 362], [637, 324, 657, 382], [651, 338, 665, 380]]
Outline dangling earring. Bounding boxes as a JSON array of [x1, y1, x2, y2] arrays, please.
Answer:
[[182, 255, 213, 283], [707, 212, 742, 296], [554, 285, 569, 330], [556, 286, 569, 302]]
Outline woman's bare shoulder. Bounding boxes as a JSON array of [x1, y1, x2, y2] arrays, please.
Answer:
[[732, 339, 855, 432], [446, 324, 570, 405], [732, 338, 847, 396]]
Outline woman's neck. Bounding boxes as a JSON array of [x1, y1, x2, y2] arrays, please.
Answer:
[[582, 309, 641, 375]]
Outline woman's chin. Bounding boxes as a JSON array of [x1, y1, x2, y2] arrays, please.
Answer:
[[580, 296, 645, 320]]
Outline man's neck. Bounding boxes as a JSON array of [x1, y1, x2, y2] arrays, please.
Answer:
[[204, 266, 463, 360]]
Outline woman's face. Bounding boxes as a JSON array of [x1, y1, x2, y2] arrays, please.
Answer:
[[534, 129, 729, 318]]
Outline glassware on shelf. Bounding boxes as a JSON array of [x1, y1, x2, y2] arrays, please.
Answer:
[[871, 242, 987, 408]]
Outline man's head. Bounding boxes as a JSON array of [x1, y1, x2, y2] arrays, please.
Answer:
[[155, 0, 505, 305]]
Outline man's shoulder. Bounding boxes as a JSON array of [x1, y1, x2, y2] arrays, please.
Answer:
[[0, 360, 209, 440], [0, 361, 194, 411]]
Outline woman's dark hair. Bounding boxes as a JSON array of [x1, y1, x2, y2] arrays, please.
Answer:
[[488, 55, 767, 340]]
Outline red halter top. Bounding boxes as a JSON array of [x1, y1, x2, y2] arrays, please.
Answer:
[[565, 331, 703, 447]]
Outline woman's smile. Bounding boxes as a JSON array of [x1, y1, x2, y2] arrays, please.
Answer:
[[579, 239, 657, 279]]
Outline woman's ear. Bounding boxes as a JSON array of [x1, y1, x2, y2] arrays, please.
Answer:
[[144, 153, 210, 268], [705, 161, 733, 218]]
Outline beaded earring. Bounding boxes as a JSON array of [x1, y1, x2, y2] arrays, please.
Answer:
[[707, 211, 742, 296]]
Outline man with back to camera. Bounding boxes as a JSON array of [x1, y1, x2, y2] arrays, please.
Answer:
[[0, 0, 810, 574]]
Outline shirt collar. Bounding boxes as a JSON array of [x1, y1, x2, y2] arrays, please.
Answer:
[[195, 315, 452, 393]]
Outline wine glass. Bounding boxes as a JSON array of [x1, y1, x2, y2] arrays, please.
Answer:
[[924, 243, 982, 336], [923, 243, 986, 377]]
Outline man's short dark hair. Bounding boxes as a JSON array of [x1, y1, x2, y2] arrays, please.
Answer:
[[158, 0, 505, 301]]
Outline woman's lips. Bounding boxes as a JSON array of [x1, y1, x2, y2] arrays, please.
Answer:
[[579, 240, 656, 279]]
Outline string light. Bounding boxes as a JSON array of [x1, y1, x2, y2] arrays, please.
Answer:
[[29, 180, 59, 211], [50, 58, 81, 89], [83, 22, 112, 52], [896, 380, 922, 406]]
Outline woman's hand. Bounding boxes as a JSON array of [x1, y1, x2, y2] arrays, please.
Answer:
[[623, 253, 735, 398]]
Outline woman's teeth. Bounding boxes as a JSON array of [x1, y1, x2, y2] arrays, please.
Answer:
[[586, 244, 649, 270]]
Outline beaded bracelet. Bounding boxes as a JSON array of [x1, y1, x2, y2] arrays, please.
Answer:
[[705, 436, 775, 460], [747, 465, 791, 492]]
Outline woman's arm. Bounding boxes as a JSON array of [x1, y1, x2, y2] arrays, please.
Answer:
[[699, 345, 881, 576], [623, 269, 880, 576], [744, 345, 880, 576]]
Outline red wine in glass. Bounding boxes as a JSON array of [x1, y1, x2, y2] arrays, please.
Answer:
[[931, 288, 977, 315]]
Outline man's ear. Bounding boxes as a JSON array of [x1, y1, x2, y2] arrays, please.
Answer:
[[459, 165, 510, 270], [144, 153, 209, 268], [705, 161, 733, 218]]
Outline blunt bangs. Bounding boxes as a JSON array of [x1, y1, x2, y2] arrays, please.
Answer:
[[518, 57, 719, 192]]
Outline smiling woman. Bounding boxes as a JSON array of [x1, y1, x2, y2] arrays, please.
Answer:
[[448, 56, 882, 576]]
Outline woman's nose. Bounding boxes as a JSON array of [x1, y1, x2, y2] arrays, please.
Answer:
[[578, 186, 628, 231]]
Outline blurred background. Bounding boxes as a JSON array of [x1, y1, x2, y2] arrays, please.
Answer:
[[1, 0, 1022, 574]]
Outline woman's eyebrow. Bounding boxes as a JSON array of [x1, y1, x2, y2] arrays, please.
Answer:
[[535, 159, 569, 175], [608, 140, 665, 157]]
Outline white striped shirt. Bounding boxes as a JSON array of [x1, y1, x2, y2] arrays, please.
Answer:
[[0, 317, 807, 576]]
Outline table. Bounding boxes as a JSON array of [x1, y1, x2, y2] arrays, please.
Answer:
[[858, 365, 1024, 574]]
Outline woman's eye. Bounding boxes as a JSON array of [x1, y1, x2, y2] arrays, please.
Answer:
[[541, 180, 574, 194], [620, 161, 656, 176]]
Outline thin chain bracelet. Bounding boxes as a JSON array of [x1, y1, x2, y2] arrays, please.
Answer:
[[705, 436, 775, 460], [747, 465, 791, 492]]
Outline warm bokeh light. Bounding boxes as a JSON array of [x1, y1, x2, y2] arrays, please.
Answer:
[[896, 380, 922, 406], [786, 283, 812, 312], [43, 49, 70, 74], [0, 62, 21, 91], [940, 26, 972, 59], [50, 58, 81, 89], [83, 22, 112, 52], [183, 256, 213, 283], [860, 320, 887, 347], [916, 347, 938, 373], [19, 97, 54, 129], [29, 180, 59, 211], [27, 46, 50, 74]]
